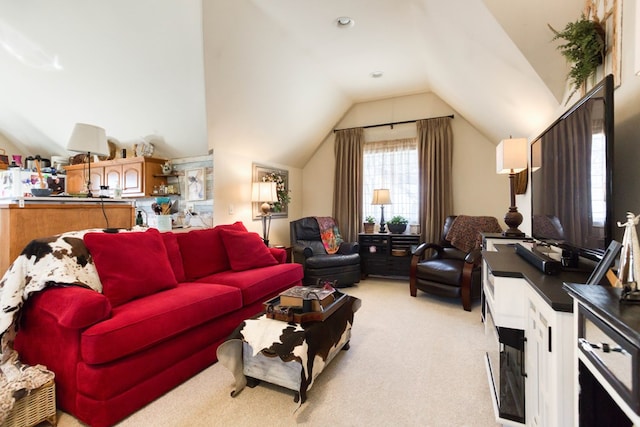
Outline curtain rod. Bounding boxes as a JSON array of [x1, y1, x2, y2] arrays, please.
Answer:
[[333, 114, 454, 133]]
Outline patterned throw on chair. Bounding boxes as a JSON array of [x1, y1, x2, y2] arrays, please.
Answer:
[[445, 215, 503, 252], [315, 217, 344, 254]]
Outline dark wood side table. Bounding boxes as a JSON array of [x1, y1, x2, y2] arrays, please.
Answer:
[[358, 233, 421, 278], [272, 245, 292, 263]]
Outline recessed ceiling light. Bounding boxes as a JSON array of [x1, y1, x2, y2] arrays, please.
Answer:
[[370, 71, 384, 78], [336, 16, 355, 28]]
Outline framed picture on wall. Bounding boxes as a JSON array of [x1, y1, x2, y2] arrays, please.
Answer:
[[252, 164, 290, 219], [185, 168, 205, 201]]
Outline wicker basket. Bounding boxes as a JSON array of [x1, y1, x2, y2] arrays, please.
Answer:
[[1, 380, 56, 427]]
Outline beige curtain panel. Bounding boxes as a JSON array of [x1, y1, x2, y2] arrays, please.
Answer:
[[333, 128, 364, 242], [417, 117, 453, 244]]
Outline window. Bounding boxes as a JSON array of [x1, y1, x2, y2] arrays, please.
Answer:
[[362, 138, 419, 224]]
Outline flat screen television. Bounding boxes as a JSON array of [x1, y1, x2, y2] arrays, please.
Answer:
[[530, 74, 614, 262]]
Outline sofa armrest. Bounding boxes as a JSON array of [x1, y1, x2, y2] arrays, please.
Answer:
[[27, 286, 112, 329], [269, 247, 287, 264], [464, 248, 483, 266], [292, 243, 313, 260], [412, 242, 445, 261], [338, 241, 359, 255]]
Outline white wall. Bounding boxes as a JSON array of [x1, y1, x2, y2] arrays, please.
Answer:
[[0, 0, 208, 160], [212, 148, 302, 246], [303, 92, 510, 230]]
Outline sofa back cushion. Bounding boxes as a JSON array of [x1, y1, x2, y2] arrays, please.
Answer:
[[219, 228, 278, 271], [176, 221, 247, 280], [161, 232, 186, 282], [84, 229, 178, 307]]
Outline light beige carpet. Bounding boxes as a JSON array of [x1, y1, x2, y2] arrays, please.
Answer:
[[54, 278, 498, 427]]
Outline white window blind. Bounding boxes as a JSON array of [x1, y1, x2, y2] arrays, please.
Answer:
[[363, 138, 419, 224]]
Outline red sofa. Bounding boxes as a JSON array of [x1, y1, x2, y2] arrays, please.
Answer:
[[14, 222, 303, 427]]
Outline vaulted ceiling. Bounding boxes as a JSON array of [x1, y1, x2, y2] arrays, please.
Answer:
[[0, 0, 583, 168]]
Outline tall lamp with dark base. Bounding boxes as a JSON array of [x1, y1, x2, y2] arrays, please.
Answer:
[[66, 123, 110, 198], [252, 181, 278, 245], [496, 138, 527, 237], [372, 189, 391, 233]]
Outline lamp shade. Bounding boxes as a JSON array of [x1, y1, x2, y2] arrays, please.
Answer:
[[66, 123, 110, 156], [372, 188, 391, 205], [496, 138, 527, 174], [251, 181, 278, 203]]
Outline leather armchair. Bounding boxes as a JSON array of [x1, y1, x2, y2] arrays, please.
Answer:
[[409, 215, 502, 311], [290, 217, 361, 287]]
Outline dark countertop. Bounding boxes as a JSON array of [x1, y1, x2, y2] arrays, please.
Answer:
[[564, 283, 640, 349], [482, 244, 591, 312]]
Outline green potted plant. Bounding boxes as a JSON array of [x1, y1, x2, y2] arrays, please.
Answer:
[[548, 14, 605, 101], [387, 215, 408, 234], [364, 215, 376, 233]]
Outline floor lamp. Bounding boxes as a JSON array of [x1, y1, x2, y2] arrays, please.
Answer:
[[67, 123, 110, 198], [252, 181, 278, 245], [496, 138, 527, 237], [372, 189, 391, 233]]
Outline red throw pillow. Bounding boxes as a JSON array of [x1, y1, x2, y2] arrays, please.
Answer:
[[219, 228, 278, 271], [177, 221, 248, 280], [84, 229, 178, 306]]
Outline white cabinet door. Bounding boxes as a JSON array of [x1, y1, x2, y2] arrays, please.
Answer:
[[526, 289, 574, 427], [527, 300, 551, 426]]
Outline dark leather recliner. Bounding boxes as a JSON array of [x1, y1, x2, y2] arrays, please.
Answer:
[[290, 217, 361, 287], [409, 215, 502, 311]]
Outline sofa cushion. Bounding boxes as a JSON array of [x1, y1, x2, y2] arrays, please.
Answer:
[[219, 228, 278, 271], [84, 229, 178, 307], [176, 222, 247, 280], [81, 282, 243, 364], [197, 263, 303, 305], [161, 232, 186, 282]]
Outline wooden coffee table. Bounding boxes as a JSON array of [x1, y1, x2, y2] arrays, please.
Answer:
[[216, 292, 360, 403]]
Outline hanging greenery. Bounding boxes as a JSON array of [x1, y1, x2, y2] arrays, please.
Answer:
[[548, 14, 605, 101], [262, 171, 291, 212]]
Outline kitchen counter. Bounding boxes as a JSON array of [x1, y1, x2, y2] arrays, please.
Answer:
[[0, 198, 135, 274], [0, 196, 135, 205]]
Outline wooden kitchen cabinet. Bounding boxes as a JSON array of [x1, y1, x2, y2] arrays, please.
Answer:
[[65, 157, 166, 197]]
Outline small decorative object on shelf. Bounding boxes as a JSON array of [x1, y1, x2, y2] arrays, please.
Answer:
[[135, 141, 154, 157], [136, 210, 146, 227], [617, 212, 640, 303], [161, 160, 172, 175]]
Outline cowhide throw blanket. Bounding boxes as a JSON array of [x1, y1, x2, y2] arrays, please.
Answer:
[[0, 229, 104, 423]]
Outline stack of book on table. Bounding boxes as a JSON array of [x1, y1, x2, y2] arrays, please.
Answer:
[[278, 286, 336, 312]]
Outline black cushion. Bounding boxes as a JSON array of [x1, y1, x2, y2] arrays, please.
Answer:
[[292, 217, 322, 241], [416, 259, 464, 286], [305, 253, 360, 269]]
